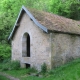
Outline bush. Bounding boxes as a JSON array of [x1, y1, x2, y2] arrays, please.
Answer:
[[9, 60, 20, 70], [0, 44, 11, 62], [27, 67, 37, 73], [2, 60, 20, 71], [41, 63, 47, 74], [2, 62, 10, 71]]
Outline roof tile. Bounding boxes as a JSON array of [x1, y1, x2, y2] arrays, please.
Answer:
[[28, 8, 80, 34]]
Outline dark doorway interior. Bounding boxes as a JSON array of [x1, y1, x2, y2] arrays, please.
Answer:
[[25, 63, 30, 68], [22, 33, 30, 57], [27, 34, 30, 57]]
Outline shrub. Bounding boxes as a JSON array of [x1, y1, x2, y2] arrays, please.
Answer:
[[0, 63, 4, 69], [2, 62, 10, 71], [2, 58, 11, 63], [27, 67, 37, 73], [9, 60, 20, 70], [41, 63, 47, 74], [2, 60, 20, 71], [0, 44, 11, 62]]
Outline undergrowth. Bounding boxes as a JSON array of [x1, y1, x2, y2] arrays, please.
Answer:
[[1, 60, 20, 71], [0, 58, 80, 80], [0, 75, 10, 80]]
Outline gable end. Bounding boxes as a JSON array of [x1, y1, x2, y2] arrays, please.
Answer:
[[8, 6, 48, 40]]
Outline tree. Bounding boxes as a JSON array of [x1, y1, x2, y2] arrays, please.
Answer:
[[0, 0, 26, 42], [26, 0, 51, 11], [51, 0, 80, 20], [69, 1, 80, 20]]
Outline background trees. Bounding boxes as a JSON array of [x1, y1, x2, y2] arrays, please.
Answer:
[[51, 0, 80, 20], [0, 0, 26, 61]]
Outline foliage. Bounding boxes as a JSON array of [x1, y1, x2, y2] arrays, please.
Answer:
[[69, 1, 80, 20], [41, 63, 47, 74], [1, 1, 23, 26], [2, 60, 20, 71], [9, 60, 20, 70], [0, 0, 27, 43], [26, 0, 51, 12], [51, 0, 80, 20], [0, 44, 11, 62], [0, 75, 10, 80], [27, 67, 37, 73]]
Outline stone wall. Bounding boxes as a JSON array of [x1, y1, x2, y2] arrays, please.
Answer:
[[12, 13, 51, 70], [51, 33, 80, 68]]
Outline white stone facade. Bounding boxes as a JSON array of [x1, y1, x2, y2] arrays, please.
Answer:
[[12, 13, 51, 70]]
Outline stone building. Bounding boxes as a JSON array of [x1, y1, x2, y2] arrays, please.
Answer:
[[8, 6, 80, 70]]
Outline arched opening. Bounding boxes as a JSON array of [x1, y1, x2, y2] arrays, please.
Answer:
[[27, 34, 30, 57], [22, 33, 30, 57]]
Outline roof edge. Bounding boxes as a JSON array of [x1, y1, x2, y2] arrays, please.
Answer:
[[48, 30, 80, 36], [8, 6, 48, 40]]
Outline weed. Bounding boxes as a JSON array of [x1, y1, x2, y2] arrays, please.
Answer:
[[2, 60, 20, 71], [41, 63, 47, 74], [9, 60, 20, 70], [27, 67, 37, 73], [0, 75, 10, 80]]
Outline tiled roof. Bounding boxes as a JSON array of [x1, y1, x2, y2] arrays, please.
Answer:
[[28, 8, 80, 34]]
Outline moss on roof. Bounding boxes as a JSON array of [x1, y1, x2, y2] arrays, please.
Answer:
[[28, 8, 80, 34]]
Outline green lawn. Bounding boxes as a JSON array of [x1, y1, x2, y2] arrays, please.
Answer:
[[0, 75, 10, 80], [1, 58, 80, 80]]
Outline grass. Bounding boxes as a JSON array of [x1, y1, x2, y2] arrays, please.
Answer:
[[1, 58, 80, 80], [0, 75, 10, 80]]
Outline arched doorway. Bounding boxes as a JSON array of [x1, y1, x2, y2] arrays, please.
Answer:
[[22, 33, 30, 57]]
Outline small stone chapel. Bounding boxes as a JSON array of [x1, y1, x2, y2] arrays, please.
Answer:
[[8, 6, 80, 70]]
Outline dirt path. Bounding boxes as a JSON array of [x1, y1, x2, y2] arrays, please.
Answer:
[[0, 72, 20, 80]]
